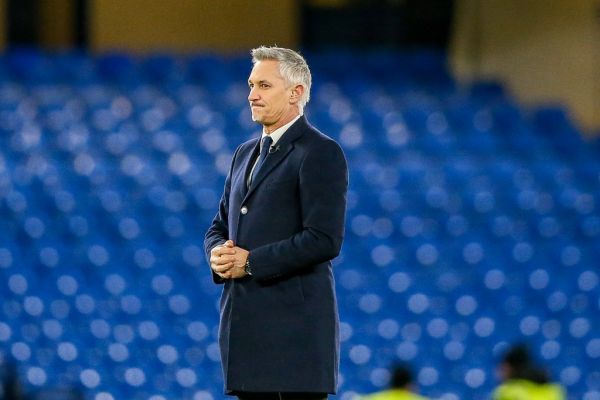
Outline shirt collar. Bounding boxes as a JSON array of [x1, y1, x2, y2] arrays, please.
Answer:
[[261, 114, 302, 147]]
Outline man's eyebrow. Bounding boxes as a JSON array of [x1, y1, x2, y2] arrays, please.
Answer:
[[248, 79, 271, 85]]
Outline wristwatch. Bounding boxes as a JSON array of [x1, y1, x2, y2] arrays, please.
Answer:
[[244, 258, 252, 276]]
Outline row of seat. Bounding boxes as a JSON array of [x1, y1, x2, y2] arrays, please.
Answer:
[[0, 49, 598, 399]]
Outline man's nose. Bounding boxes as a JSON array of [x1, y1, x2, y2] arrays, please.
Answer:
[[248, 87, 259, 101]]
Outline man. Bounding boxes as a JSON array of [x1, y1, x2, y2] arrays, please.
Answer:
[[204, 46, 348, 399], [493, 344, 565, 400], [360, 365, 428, 400]]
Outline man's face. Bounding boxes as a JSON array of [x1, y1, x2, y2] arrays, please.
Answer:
[[247, 60, 295, 128]]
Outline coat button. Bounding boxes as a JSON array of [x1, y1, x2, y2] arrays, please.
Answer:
[[240, 206, 248, 215]]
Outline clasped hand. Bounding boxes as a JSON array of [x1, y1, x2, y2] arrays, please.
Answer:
[[210, 240, 250, 279]]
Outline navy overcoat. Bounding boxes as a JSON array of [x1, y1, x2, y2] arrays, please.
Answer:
[[205, 116, 348, 394]]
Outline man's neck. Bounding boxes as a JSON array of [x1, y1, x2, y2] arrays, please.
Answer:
[[263, 109, 301, 134]]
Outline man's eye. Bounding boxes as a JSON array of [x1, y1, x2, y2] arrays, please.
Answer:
[[260, 84, 269, 88]]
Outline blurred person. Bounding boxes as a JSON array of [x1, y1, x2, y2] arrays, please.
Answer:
[[2, 362, 23, 400], [204, 46, 348, 400], [359, 365, 428, 400], [493, 344, 566, 400]]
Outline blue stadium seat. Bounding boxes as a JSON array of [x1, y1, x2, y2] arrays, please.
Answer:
[[0, 50, 597, 400]]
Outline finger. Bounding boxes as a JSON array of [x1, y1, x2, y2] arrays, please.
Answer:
[[213, 262, 234, 273], [224, 240, 234, 247], [210, 254, 233, 266], [212, 245, 229, 253], [219, 270, 232, 279], [212, 261, 228, 271], [232, 246, 248, 255], [217, 255, 236, 264], [214, 247, 236, 256], [210, 255, 228, 265], [211, 257, 233, 269]]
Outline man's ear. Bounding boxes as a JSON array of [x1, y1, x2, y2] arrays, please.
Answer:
[[290, 85, 304, 104]]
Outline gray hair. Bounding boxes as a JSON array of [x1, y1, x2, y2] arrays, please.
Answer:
[[251, 46, 312, 111]]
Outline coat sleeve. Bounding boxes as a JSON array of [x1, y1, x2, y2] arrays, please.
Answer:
[[248, 139, 348, 282], [204, 146, 240, 284]]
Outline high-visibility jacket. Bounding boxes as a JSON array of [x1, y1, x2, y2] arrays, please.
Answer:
[[360, 388, 428, 400], [494, 379, 566, 400]]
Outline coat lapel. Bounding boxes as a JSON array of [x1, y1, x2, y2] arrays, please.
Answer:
[[241, 139, 261, 197], [229, 138, 260, 241], [244, 116, 306, 200]]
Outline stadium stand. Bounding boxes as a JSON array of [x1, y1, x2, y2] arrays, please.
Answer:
[[0, 48, 598, 400]]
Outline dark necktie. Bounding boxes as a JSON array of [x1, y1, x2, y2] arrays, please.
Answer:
[[250, 136, 273, 186]]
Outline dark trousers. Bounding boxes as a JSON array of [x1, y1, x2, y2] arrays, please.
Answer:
[[237, 393, 327, 400]]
